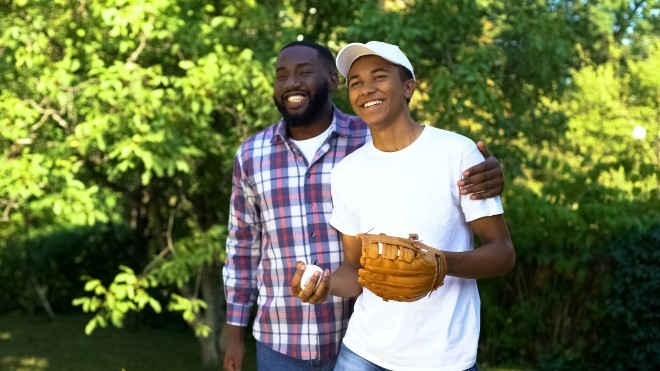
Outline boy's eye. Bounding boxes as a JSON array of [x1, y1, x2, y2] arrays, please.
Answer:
[[375, 75, 386, 80], [349, 81, 362, 89]]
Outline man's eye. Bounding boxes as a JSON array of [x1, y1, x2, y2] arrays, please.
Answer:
[[276, 74, 287, 81], [300, 70, 312, 77]]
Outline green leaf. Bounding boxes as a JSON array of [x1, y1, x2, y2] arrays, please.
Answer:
[[179, 60, 195, 70], [149, 298, 162, 313], [84, 318, 98, 335], [111, 311, 124, 328], [84, 279, 101, 292]]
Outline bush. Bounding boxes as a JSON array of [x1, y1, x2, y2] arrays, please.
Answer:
[[595, 223, 660, 370], [0, 223, 132, 314], [479, 183, 659, 370]]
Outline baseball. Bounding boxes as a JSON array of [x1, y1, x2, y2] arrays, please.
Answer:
[[300, 264, 324, 291]]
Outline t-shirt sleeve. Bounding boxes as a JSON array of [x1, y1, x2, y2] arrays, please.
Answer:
[[459, 146, 504, 222], [329, 165, 361, 236]]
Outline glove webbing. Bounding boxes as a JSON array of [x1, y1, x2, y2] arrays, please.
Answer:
[[407, 234, 447, 292]]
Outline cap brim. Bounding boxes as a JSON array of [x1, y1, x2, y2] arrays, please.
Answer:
[[336, 43, 381, 79]]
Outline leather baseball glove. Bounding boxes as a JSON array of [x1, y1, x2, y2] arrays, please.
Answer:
[[357, 233, 447, 302]]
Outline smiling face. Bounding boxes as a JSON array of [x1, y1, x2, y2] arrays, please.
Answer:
[[347, 55, 415, 128], [273, 45, 337, 128]]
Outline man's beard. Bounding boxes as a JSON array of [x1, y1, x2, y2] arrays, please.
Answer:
[[274, 81, 330, 128]]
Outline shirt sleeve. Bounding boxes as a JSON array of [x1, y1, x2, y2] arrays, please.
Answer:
[[222, 151, 261, 326], [459, 146, 504, 222], [329, 164, 361, 236]]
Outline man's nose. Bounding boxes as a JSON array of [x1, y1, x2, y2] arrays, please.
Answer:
[[284, 74, 302, 89]]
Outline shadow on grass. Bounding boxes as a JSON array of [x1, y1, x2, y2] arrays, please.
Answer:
[[0, 313, 257, 371]]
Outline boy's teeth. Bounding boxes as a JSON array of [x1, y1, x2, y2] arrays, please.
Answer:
[[364, 100, 382, 108]]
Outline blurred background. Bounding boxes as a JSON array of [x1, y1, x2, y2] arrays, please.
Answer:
[[0, 0, 658, 370]]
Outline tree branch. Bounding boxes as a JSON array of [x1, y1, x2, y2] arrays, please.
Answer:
[[127, 33, 148, 64], [25, 99, 69, 130], [141, 203, 179, 275], [0, 198, 19, 222]]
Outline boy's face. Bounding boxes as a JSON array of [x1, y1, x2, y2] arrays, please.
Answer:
[[273, 46, 335, 127], [346, 55, 414, 127]]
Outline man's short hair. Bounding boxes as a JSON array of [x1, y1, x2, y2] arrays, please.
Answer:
[[280, 41, 336, 73]]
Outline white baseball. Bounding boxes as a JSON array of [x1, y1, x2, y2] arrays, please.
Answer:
[[300, 264, 324, 291]]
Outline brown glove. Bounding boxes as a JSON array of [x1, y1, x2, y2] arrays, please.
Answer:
[[357, 233, 447, 302]]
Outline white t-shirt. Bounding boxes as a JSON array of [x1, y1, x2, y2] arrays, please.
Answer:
[[330, 125, 503, 371], [291, 123, 335, 164]]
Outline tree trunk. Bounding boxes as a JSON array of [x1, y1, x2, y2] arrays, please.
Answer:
[[197, 262, 226, 369], [31, 274, 56, 320], [125, 198, 150, 331]]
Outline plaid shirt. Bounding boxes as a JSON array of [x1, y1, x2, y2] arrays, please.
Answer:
[[223, 108, 369, 360]]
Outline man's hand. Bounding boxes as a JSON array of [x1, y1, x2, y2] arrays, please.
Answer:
[[223, 324, 246, 371], [290, 262, 331, 304], [458, 140, 505, 200]]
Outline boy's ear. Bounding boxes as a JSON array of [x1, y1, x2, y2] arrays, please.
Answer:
[[404, 79, 416, 100], [329, 71, 339, 91]]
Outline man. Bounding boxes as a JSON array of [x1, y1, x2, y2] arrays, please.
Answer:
[[291, 41, 515, 370], [223, 41, 505, 371]]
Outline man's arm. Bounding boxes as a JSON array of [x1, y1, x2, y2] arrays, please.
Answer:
[[458, 141, 505, 200], [223, 155, 261, 371], [223, 324, 246, 371], [291, 233, 363, 304], [440, 214, 515, 278]]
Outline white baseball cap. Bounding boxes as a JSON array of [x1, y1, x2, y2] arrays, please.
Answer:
[[336, 41, 416, 81]]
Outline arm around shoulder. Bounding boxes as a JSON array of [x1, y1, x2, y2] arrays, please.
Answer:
[[458, 140, 506, 200]]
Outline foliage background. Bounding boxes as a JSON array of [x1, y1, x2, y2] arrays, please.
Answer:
[[1, 0, 658, 370]]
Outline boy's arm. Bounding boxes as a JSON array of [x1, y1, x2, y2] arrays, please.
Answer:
[[458, 141, 505, 200], [329, 234, 363, 297], [441, 214, 516, 278], [291, 233, 363, 304]]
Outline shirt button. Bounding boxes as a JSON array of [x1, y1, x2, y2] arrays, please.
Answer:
[[311, 232, 316, 237], [307, 203, 312, 208]]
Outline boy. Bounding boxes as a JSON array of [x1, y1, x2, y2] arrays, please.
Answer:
[[291, 41, 516, 370]]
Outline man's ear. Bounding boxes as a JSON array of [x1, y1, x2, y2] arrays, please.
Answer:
[[329, 71, 339, 91], [404, 79, 416, 100]]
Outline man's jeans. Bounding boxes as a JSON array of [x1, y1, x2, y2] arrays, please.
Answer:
[[334, 343, 479, 371], [256, 341, 337, 371]]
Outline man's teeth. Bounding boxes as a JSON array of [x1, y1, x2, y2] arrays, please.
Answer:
[[363, 100, 382, 108], [287, 95, 304, 102]]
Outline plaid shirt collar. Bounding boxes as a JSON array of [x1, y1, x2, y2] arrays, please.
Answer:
[[271, 106, 355, 144]]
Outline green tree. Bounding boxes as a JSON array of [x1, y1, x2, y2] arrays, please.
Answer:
[[1, 0, 276, 367], [1, 0, 657, 369]]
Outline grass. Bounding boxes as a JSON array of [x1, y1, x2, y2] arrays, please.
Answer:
[[0, 313, 525, 371], [0, 313, 257, 371]]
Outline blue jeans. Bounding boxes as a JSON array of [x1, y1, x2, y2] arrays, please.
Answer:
[[334, 343, 479, 371], [256, 341, 337, 371]]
